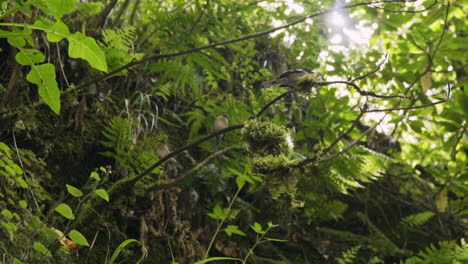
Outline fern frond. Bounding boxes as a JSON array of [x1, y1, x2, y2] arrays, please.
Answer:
[[324, 146, 391, 193], [336, 246, 361, 264], [100, 27, 143, 72], [401, 211, 435, 228], [402, 239, 468, 264]]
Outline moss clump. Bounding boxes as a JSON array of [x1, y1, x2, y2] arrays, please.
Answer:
[[241, 119, 291, 156], [267, 171, 298, 199], [253, 154, 299, 199], [295, 72, 324, 97], [242, 119, 300, 199], [252, 153, 298, 174]]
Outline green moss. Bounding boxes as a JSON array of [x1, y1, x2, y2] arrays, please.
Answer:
[[266, 171, 298, 199], [252, 153, 297, 173], [242, 120, 300, 199], [252, 154, 299, 199], [241, 119, 291, 156], [295, 72, 324, 97]]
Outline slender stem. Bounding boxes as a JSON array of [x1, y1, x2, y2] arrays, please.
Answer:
[[205, 185, 243, 258], [242, 225, 273, 263]]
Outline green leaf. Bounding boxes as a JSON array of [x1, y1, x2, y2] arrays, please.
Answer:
[[409, 120, 424, 133], [90, 171, 100, 181], [33, 242, 51, 256], [1, 209, 13, 219], [95, 189, 109, 202], [5, 27, 33, 48], [48, 20, 70, 42], [19, 200, 27, 208], [66, 184, 83, 197], [193, 257, 242, 264], [45, 0, 77, 19], [16, 177, 28, 188], [109, 239, 146, 264], [10, 163, 22, 175], [0, 142, 9, 151], [16, 49, 45, 65], [69, 230, 89, 246], [224, 225, 246, 237], [26, 63, 61, 114], [55, 203, 75, 219], [251, 222, 263, 233], [13, 258, 25, 264], [68, 32, 108, 72], [208, 203, 225, 220], [235, 176, 245, 189]]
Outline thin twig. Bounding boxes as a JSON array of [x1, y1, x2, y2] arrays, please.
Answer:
[[319, 121, 380, 163], [75, 0, 413, 90], [180, 0, 210, 44], [108, 125, 244, 196], [295, 107, 366, 168], [145, 146, 241, 192], [306, 80, 407, 99], [351, 52, 388, 82], [253, 90, 294, 119], [365, 83, 451, 113], [369, 0, 437, 13]]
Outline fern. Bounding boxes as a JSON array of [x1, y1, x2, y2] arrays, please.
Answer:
[[402, 239, 468, 264], [100, 27, 143, 72], [100, 117, 134, 171], [325, 146, 391, 193], [100, 117, 160, 182], [336, 246, 361, 264], [400, 211, 435, 228]]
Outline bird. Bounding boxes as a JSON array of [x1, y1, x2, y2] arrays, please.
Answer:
[[214, 114, 229, 151], [156, 138, 183, 170], [263, 68, 314, 88], [156, 139, 171, 158]]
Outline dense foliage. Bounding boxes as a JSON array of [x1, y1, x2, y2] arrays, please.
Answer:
[[0, 0, 467, 263]]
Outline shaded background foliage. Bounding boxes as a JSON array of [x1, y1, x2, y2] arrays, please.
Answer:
[[0, 0, 467, 263]]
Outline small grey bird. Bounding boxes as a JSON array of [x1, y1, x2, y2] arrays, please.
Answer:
[[156, 139, 171, 158], [214, 114, 229, 151], [156, 138, 182, 169], [263, 68, 314, 88]]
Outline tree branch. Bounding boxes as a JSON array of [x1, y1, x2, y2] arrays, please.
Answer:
[[365, 83, 451, 113], [295, 106, 367, 167], [75, 0, 413, 91], [253, 90, 294, 119], [369, 0, 437, 13], [145, 146, 242, 192]]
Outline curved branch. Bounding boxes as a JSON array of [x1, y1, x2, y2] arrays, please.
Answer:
[[108, 124, 245, 196], [253, 90, 294, 119], [370, 0, 437, 13], [365, 83, 451, 113], [315, 80, 408, 99], [75, 0, 412, 90], [295, 107, 367, 168], [145, 146, 242, 192]]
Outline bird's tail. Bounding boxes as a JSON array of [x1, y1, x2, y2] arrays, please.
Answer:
[[263, 80, 275, 88], [214, 135, 224, 151]]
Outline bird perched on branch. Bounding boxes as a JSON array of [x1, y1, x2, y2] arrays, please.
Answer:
[[263, 68, 314, 88], [156, 138, 182, 171], [214, 114, 229, 151], [263, 68, 323, 96]]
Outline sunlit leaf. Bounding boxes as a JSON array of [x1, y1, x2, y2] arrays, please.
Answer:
[[69, 230, 89, 246], [55, 203, 75, 219], [66, 184, 83, 197]]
